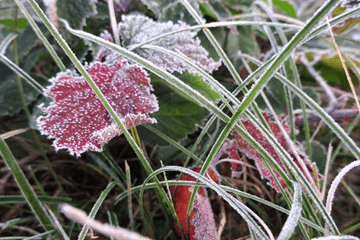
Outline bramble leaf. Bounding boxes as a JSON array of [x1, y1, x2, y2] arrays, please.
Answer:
[[170, 166, 219, 240], [218, 113, 320, 192], [37, 60, 158, 156], [118, 14, 221, 74]]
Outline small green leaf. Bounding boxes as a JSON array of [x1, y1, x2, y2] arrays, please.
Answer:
[[226, 26, 260, 66], [56, 0, 97, 29], [0, 18, 28, 30], [0, 75, 40, 118], [273, 0, 297, 18], [309, 140, 327, 174]]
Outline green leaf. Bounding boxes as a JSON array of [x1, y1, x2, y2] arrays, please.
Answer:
[[138, 78, 209, 145], [0, 75, 40, 118], [292, 87, 319, 110], [0, 18, 28, 30], [309, 140, 327, 174], [256, 78, 286, 114], [16, 23, 49, 57], [172, 71, 220, 103], [226, 26, 260, 67], [273, 0, 297, 18], [56, 0, 97, 29], [139, 0, 201, 25]]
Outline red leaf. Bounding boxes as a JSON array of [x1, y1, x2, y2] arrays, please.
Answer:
[[170, 166, 219, 240], [219, 113, 320, 192], [37, 60, 158, 156]]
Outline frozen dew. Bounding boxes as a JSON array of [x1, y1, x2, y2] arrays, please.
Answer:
[[37, 60, 159, 156], [118, 14, 221, 74]]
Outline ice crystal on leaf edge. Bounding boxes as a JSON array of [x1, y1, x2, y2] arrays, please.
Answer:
[[37, 60, 159, 156]]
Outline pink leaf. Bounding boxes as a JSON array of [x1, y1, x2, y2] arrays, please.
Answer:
[[170, 166, 219, 240], [37, 60, 159, 156], [219, 113, 320, 192]]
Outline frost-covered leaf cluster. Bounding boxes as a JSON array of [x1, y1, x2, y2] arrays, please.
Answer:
[[37, 60, 158, 156], [216, 113, 320, 192], [118, 14, 221, 74]]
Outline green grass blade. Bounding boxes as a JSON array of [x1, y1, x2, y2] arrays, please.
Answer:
[[0, 137, 54, 231], [14, 0, 66, 71], [77, 182, 117, 240]]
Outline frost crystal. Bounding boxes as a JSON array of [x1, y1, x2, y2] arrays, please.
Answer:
[[118, 14, 221, 74], [37, 60, 159, 156], [218, 113, 320, 192], [170, 166, 219, 240]]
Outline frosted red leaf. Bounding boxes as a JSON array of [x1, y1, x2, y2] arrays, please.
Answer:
[[218, 113, 320, 192], [170, 166, 219, 240], [37, 60, 159, 156]]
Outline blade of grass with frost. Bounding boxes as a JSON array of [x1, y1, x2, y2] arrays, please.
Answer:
[[245, 55, 360, 161], [141, 166, 271, 240], [242, 57, 345, 234], [326, 160, 360, 215], [0, 33, 44, 94], [277, 181, 303, 240], [0, 137, 54, 231], [113, 180, 324, 232], [47, 206, 70, 240], [25, 0, 172, 220], [311, 236, 360, 240], [144, 125, 200, 162], [307, 6, 360, 41], [127, 21, 300, 51], [107, 211, 120, 240], [0, 33, 17, 55], [330, 115, 360, 165], [77, 182, 117, 240], [254, 1, 299, 142], [0, 195, 78, 205], [0, 55, 44, 94], [22, 230, 56, 240], [14, 0, 66, 71], [179, 0, 272, 133]]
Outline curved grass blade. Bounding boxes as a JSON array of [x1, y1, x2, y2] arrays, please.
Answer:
[[113, 180, 324, 232], [277, 181, 303, 240], [77, 182, 117, 240], [141, 166, 271, 240]]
